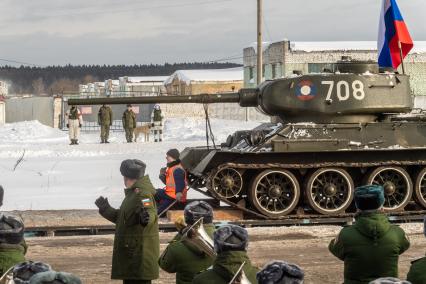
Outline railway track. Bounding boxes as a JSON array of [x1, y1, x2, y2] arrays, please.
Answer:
[[23, 210, 426, 237]]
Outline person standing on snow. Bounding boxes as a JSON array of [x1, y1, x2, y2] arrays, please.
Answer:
[[122, 104, 137, 143], [151, 105, 163, 142], [98, 104, 113, 143], [65, 105, 83, 145]]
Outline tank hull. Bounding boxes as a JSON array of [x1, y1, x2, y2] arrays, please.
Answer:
[[180, 120, 426, 218]]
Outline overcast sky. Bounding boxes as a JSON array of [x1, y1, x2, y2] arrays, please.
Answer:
[[0, 0, 425, 66]]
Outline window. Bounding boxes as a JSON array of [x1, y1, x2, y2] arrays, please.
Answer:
[[272, 64, 277, 79], [249, 67, 254, 80]]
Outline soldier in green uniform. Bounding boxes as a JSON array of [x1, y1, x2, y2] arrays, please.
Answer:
[[0, 214, 27, 276], [95, 159, 160, 284], [192, 224, 258, 284], [407, 217, 426, 284], [159, 201, 215, 284], [98, 104, 113, 143], [256, 260, 304, 284], [329, 185, 410, 284], [122, 104, 137, 143]]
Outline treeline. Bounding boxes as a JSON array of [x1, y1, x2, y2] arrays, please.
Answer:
[[0, 62, 241, 95]]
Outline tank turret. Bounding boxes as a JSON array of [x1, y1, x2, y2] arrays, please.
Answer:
[[68, 61, 412, 124]]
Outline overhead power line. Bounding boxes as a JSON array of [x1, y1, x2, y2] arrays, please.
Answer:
[[0, 58, 42, 67]]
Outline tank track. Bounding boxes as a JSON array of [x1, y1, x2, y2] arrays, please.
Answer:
[[189, 160, 426, 220]]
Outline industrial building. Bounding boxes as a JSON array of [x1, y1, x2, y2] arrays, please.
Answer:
[[243, 40, 426, 103]]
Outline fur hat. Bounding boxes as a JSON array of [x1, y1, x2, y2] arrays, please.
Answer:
[[0, 213, 24, 244], [166, 149, 180, 160], [257, 260, 304, 284], [214, 224, 248, 253], [13, 261, 52, 284], [120, 159, 146, 179], [354, 185, 385, 211], [29, 271, 82, 284], [369, 277, 411, 284], [184, 201, 213, 225]]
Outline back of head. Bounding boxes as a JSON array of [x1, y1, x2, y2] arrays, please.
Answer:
[[214, 224, 248, 254], [354, 185, 385, 211], [13, 261, 51, 284], [120, 159, 146, 179], [184, 201, 213, 225], [166, 149, 180, 161], [257, 261, 304, 284], [29, 271, 82, 284], [0, 213, 24, 244], [368, 277, 411, 284]]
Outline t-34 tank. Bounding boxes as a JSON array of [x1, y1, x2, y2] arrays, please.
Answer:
[[69, 59, 426, 218]]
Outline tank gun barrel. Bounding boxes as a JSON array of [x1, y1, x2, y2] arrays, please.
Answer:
[[67, 91, 258, 106]]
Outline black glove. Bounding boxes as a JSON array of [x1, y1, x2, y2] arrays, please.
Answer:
[[66, 124, 69, 128], [95, 196, 110, 211], [136, 206, 150, 226], [79, 124, 82, 128]]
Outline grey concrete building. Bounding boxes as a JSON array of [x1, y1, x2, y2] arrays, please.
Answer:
[[243, 40, 426, 101]]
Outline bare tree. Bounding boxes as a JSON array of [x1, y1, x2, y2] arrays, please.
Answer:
[[32, 78, 45, 95]]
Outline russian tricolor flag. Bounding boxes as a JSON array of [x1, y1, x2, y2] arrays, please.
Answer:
[[378, 0, 413, 69]]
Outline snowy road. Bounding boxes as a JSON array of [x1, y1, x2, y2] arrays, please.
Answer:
[[0, 118, 261, 210]]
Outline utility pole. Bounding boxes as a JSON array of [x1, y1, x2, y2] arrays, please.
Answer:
[[257, 0, 263, 85]]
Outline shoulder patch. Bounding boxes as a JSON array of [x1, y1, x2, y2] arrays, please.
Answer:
[[142, 198, 153, 208]]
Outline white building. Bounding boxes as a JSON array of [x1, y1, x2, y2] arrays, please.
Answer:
[[118, 76, 168, 96]]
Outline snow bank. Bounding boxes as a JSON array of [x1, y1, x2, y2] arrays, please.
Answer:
[[0, 118, 262, 210], [0, 121, 67, 144], [290, 41, 426, 53]]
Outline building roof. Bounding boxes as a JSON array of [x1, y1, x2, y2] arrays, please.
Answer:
[[122, 76, 170, 83], [164, 68, 243, 85], [289, 41, 426, 53]]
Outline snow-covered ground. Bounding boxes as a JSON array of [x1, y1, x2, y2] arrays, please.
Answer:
[[0, 118, 261, 210]]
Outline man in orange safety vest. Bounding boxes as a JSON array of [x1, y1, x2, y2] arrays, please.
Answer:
[[155, 149, 188, 215]]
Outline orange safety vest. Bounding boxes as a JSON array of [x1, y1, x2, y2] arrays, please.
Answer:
[[165, 164, 188, 201]]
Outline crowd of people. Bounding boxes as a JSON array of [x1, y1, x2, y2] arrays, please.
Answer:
[[0, 151, 426, 283], [65, 104, 164, 145]]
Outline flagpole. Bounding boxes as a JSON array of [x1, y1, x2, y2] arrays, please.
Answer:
[[398, 40, 406, 74]]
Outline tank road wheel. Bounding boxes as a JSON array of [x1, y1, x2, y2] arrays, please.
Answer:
[[211, 168, 243, 198], [414, 167, 426, 208], [366, 166, 413, 211], [249, 169, 300, 217], [305, 168, 354, 215]]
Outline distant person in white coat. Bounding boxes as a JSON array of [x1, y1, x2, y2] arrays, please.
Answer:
[[65, 105, 83, 145]]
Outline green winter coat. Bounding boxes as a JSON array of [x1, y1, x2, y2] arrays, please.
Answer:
[[98, 106, 113, 126], [153, 109, 162, 122], [329, 212, 410, 284], [407, 255, 426, 284], [122, 110, 136, 129], [159, 223, 215, 284], [192, 251, 258, 284], [0, 241, 27, 275], [99, 176, 159, 280]]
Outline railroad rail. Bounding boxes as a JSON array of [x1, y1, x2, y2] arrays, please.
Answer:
[[22, 210, 426, 237]]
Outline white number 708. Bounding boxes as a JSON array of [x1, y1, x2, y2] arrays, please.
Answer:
[[322, 80, 365, 101]]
